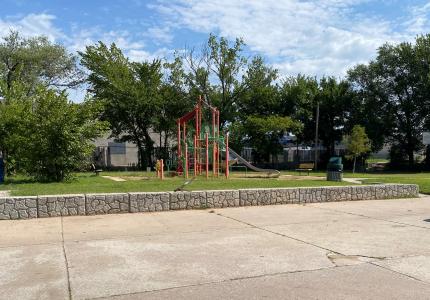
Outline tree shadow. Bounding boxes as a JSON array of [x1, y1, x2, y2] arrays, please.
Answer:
[[1, 177, 36, 185]]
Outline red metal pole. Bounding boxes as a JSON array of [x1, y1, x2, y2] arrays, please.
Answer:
[[185, 143, 188, 179], [225, 133, 229, 179], [196, 105, 200, 174], [205, 133, 209, 179], [177, 120, 181, 157], [212, 109, 216, 176], [183, 122, 186, 144], [217, 110, 220, 177]]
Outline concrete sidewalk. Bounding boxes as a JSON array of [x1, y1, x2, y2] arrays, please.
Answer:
[[1, 197, 430, 299]]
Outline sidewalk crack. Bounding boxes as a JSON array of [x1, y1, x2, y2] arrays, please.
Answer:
[[61, 216, 73, 300]]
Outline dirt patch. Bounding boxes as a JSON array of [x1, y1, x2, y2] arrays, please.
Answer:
[[101, 176, 127, 182], [0, 190, 10, 197], [118, 176, 150, 181], [278, 175, 325, 181]]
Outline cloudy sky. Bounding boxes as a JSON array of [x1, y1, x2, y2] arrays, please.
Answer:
[[1, 0, 430, 100]]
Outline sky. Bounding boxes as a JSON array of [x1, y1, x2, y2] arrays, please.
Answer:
[[1, 0, 430, 101]]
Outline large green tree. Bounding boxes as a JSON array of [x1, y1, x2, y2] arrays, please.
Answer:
[[280, 76, 353, 162], [80, 42, 164, 169], [232, 56, 302, 163], [348, 35, 430, 167], [316, 77, 353, 158], [177, 34, 247, 127], [0, 31, 83, 92], [156, 57, 194, 159], [280, 75, 319, 150]]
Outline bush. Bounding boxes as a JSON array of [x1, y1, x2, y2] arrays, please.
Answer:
[[0, 84, 108, 181]]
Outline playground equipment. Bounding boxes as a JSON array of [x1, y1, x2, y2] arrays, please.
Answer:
[[176, 96, 280, 178], [228, 148, 280, 177], [177, 95, 227, 178]]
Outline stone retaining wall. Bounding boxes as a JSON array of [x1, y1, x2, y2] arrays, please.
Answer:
[[0, 184, 419, 220]]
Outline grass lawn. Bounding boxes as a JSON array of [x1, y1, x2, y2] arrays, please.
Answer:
[[360, 173, 430, 194], [0, 171, 350, 196], [285, 170, 430, 194], [1, 170, 429, 196]]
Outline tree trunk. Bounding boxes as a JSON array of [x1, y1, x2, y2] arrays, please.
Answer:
[[159, 131, 162, 159], [136, 140, 145, 170], [164, 132, 169, 160], [144, 131, 154, 170], [407, 147, 414, 168], [353, 155, 356, 174], [425, 145, 430, 170]]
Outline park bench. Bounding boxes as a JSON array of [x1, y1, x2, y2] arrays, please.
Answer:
[[91, 164, 103, 176], [295, 162, 314, 175]]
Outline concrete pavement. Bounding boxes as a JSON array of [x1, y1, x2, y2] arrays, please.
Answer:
[[1, 197, 430, 299]]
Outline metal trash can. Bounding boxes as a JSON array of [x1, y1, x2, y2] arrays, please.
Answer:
[[327, 157, 343, 181], [0, 158, 4, 183]]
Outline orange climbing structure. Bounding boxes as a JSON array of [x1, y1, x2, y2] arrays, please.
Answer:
[[177, 96, 229, 178]]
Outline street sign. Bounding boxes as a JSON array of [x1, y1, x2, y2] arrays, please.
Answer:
[[423, 132, 430, 145]]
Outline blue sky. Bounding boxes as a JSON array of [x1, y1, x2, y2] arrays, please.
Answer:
[[1, 0, 430, 101]]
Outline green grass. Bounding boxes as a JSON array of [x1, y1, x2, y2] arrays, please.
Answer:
[[283, 170, 430, 194], [0, 172, 349, 196], [360, 173, 430, 194], [2, 170, 429, 196]]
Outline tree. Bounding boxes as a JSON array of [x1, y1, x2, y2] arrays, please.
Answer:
[[207, 34, 247, 126], [231, 115, 302, 164], [238, 56, 279, 117], [156, 57, 194, 159], [24, 90, 107, 181], [279, 75, 319, 162], [0, 31, 83, 92], [177, 34, 247, 127], [347, 64, 392, 153], [316, 77, 353, 158], [0, 81, 107, 181], [0, 80, 32, 174], [80, 42, 164, 169], [343, 125, 371, 173], [348, 35, 430, 167]]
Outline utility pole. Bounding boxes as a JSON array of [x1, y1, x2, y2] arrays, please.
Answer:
[[314, 101, 320, 171]]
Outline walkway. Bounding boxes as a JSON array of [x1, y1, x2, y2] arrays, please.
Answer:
[[1, 197, 430, 299]]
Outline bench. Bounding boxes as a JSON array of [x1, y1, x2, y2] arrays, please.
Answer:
[[295, 163, 315, 175], [91, 164, 103, 176]]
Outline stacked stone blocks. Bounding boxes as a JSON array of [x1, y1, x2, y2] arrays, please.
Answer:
[[38, 195, 85, 217], [129, 192, 169, 212], [169, 191, 207, 210], [86, 193, 129, 215], [0, 184, 420, 220]]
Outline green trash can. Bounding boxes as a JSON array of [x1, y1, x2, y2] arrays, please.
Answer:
[[327, 157, 343, 181]]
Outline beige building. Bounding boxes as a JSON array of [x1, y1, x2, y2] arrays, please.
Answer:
[[93, 131, 174, 169]]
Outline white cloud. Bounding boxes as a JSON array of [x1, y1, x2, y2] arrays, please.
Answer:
[[150, 0, 416, 77], [0, 13, 65, 41], [0, 13, 171, 101], [67, 28, 146, 53], [143, 26, 173, 44], [404, 2, 430, 34]]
